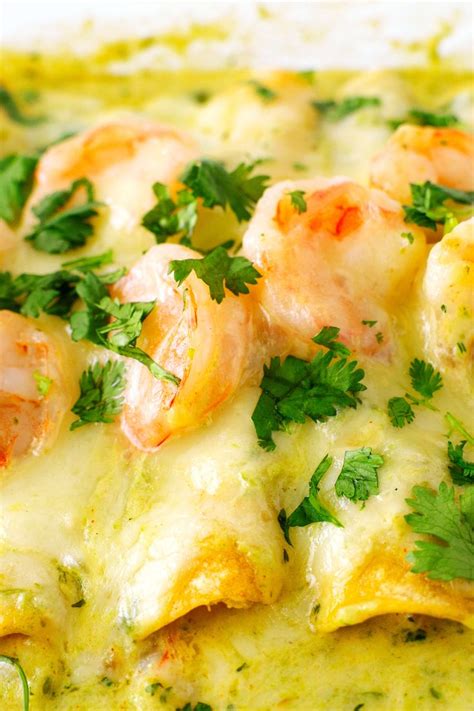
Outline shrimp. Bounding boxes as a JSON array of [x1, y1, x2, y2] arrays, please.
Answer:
[[421, 217, 474, 383], [0, 311, 67, 467], [111, 244, 255, 450], [370, 125, 474, 204], [241, 177, 426, 356], [23, 119, 198, 259]]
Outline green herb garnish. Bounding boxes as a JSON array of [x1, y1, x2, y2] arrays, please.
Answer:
[[279, 454, 342, 545], [403, 181, 474, 234], [312, 96, 381, 121], [142, 182, 197, 246], [252, 326, 366, 451], [405, 483, 474, 581], [25, 177, 101, 253], [0, 655, 30, 711], [70, 360, 126, 430], [169, 244, 261, 304], [335, 447, 384, 502], [0, 154, 38, 224]]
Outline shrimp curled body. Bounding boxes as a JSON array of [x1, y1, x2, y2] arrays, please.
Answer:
[[112, 244, 255, 450]]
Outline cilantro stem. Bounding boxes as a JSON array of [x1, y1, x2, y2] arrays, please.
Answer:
[[0, 655, 30, 711], [445, 412, 474, 446]]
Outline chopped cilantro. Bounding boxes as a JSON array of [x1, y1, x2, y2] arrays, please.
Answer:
[[279, 454, 342, 545], [142, 182, 197, 246], [71, 598, 86, 608], [70, 360, 126, 430], [0, 84, 43, 125], [375, 332, 384, 344], [252, 326, 366, 451], [100, 677, 114, 687], [335, 447, 384, 502], [0, 655, 30, 711], [33, 371, 53, 397], [181, 158, 269, 222], [403, 181, 474, 233], [440, 304, 447, 313], [405, 482, 474, 581], [361, 319, 377, 328], [393, 108, 460, 128], [312, 325, 351, 357], [448, 441, 474, 486], [145, 681, 163, 696], [409, 358, 443, 400], [388, 396, 415, 428], [288, 190, 307, 213], [0, 153, 38, 224], [70, 272, 179, 384], [249, 80, 277, 102], [177, 704, 212, 711], [25, 177, 101, 253], [457, 341, 467, 354], [312, 96, 381, 121], [401, 231, 414, 244], [445, 412, 474, 446], [169, 244, 261, 304], [62, 250, 114, 271], [388, 359, 443, 427]]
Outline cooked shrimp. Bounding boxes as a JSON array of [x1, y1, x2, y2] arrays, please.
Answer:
[[370, 125, 474, 204], [23, 119, 198, 259], [0, 311, 67, 467], [111, 244, 255, 450], [422, 217, 474, 381], [241, 177, 426, 356]]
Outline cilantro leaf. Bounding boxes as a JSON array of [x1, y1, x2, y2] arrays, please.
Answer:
[[445, 412, 474, 446], [70, 272, 179, 384], [181, 159, 269, 222], [0, 655, 30, 711], [70, 360, 126, 430], [25, 177, 101, 253], [248, 80, 277, 102], [405, 482, 474, 581], [62, 250, 114, 271], [279, 454, 342, 545], [252, 327, 366, 451], [388, 396, 415, 428], [335, 447, 384, 502], [169, 245, 261, 303], [403, 181, 474, 233], [448, 441, 474, 486], [409, 358, 443, 400], [0, 153, 38, 224], [141, 182, 197, 246], [0, 84, 44, 125], [288, 190, 307, 213], [312, 325, 351, 357], [387, 358, 442, 428], [312, 96, 381, 121], [391, 109, 460, 128]]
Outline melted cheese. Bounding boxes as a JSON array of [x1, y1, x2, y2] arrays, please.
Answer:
[[0, 56, 473, 711]]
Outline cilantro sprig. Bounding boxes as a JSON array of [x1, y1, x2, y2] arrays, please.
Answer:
[[312, 96, 381, 121], [448, 441, 474, 486], [405, 482, 474, 581], [70, 272, 179, 384], [25, 177, 101, 253], [0, 655, 30, 711], [252, 326, 366, 451], [169, 245, 261, 304], [288, 190, 307, 213], [0, 85, 43, 126], [0, 153, 38, 224], [181, 158, 269, 222], [70, 360, 126, 430], [389, 108, 460, 129], [335, 447, 384, 502], [403, 181, 474, 234], [248, 80, 277, 102], [279, 454, 342, 545], [142, 182, 197, 247], [388, 358, 443, 428]]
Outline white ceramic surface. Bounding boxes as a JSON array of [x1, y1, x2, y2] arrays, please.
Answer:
[[1, 1, 473, 69]]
